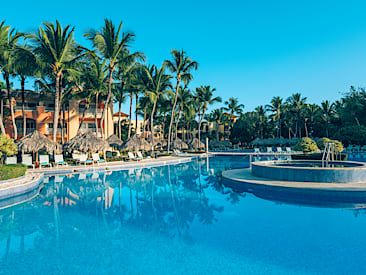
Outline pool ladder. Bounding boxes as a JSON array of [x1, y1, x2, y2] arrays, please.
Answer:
[[322, 142, 338, 167]]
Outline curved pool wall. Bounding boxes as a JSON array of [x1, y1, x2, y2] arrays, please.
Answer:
[[252, 160, 366, 183]]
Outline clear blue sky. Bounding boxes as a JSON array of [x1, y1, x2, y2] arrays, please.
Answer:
[[3, 0, 366, 113]]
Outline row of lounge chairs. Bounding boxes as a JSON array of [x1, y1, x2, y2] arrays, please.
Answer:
[[254, 147, 294, 154]]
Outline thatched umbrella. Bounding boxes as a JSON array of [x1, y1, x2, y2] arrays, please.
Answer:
[[63, 131, 109, 153], [172, 137, 188, 150], [17, 130, 61, 153], [188, 138, 205, 150], [120, 134, 152, 152], [106, 134, 123, 148]]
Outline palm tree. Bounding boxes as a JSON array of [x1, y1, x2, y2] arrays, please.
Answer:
[[14, 44, 38, 136], [223, 97, 244, 137], [320, 100, 335, 137], [31, 20, 83, 142], [286, 93, 307, 137], [85, 19, 134, 139], [0, 21, 23, 139], [265, 96, 283, 138], [304, 104, 320, 137], [196, 85, 221, 146], [165, 49, 198, 152], [141, 64, 172, 145], [175, 85, 191, 140], [255, 105, 266, 139], [206, 108, 225, 141], [114, 49, 145, 138]]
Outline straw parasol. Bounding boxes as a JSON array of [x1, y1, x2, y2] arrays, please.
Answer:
[[17, 130, 61, 153], [106, 134, 123, 148], [172, 137, 188, 150], [120, 134, 152, 152], [188, 138, 205, 150], [63, 131, 109, 153]]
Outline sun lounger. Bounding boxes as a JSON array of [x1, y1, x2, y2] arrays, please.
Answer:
[[276, 147, 283, 153], [39, 155, 52, 168], [55, 154, 68, 167], [266, 147, 273, 153], [5, 156, 17, 165], [286, 147, 292, 153], [128, 152, 141, 161], [79, 154, 93, 166], [22, 155, 35, 169], [254, 148, 260, 153], [92, 153, 106, 165], [173, 149, 187, 156], [137, 151, 144, 160]]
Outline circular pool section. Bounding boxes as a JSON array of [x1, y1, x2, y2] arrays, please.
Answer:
[[252, 160, 366, 183]]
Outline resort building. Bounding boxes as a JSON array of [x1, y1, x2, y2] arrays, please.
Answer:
[[1, 90, 114, 141]]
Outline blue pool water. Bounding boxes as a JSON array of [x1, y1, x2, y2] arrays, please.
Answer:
[[1, 155, 366, 274]]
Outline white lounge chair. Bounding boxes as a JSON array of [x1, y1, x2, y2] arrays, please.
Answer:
[[128, 152, 141, 161], [5, 156, 17, 165], [79, 154, 93, 166], [137, 151, 144, 160], [254, 148, 260, 153], [55, 154, 68, 167], [92, 153, 106, 165], [173, 149, 187, 156], [39, 155, 52, 168], [266, 147, 273, 153], [276, 147, 283, 153], [22, 155, 35, 169], [286, 147, 292, 153]]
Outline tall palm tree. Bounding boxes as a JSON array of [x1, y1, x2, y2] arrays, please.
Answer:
[[206, 108, 225, 141], [141, 64, 172, 145], [265, 96, 283, 138], [0, 21, 23, 139], [255, 105, 266, 139], [223, 97, 244, 138], [115, 49, 145, 138], [31, 20, 83, 142], [320, 100, 335, 137], [286, 93, 307, 137], [14, 44, 38, 136], [175, 85, 191, 140], [196, 85, 221, 146], [85, 19, 134, 139], [164, 49, 198, 152]]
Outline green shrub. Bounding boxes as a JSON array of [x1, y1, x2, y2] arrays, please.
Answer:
[[316, 137, 344, 153], [334, 125, 366, 146], [293, 137, 319, 152], [0, 135, 17, 158]]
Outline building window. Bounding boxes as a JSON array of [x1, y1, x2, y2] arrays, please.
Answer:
[[16, 119, 36, 135]]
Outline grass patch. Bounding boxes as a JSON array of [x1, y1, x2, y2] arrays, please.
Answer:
[[0, 164, 27, 181]]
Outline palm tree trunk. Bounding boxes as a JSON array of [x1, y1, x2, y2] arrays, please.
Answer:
[[0, 99, 6, 135], [100, 69, 113, 139], [175, 106, 182, 140], [21, 77, 26, 136], [5, 74, 17, 139], [61, 104, 65, 144], [53, 72, 61, 142], [78, 102, 89, 132], [128, 92, 133, 138], [135, 93, 138, 132], [118, 82, 124, 138], [168, 78, 181, 152], [150, 99, 158, 152], [95, 92, 99, 136], [118, 101, 122, 138]]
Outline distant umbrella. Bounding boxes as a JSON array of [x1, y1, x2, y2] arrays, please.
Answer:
[[172, 137, 188, 150], [120, 134, 152, 152], [17, 130, 61, 153], [188, 138, 205, 150], [63, 131, 109, 153], [106, 134, 123, 148]]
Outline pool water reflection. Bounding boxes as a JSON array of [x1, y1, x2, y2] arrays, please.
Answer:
[[1, 156, 366, 274]]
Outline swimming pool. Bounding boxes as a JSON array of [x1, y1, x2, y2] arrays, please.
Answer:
[[1, 155, 366, 274]]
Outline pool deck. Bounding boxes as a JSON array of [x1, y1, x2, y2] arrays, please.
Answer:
[[222, 168, 366, 191]]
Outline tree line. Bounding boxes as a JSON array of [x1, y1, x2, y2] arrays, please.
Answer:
[[0, 19, 237, 148]]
